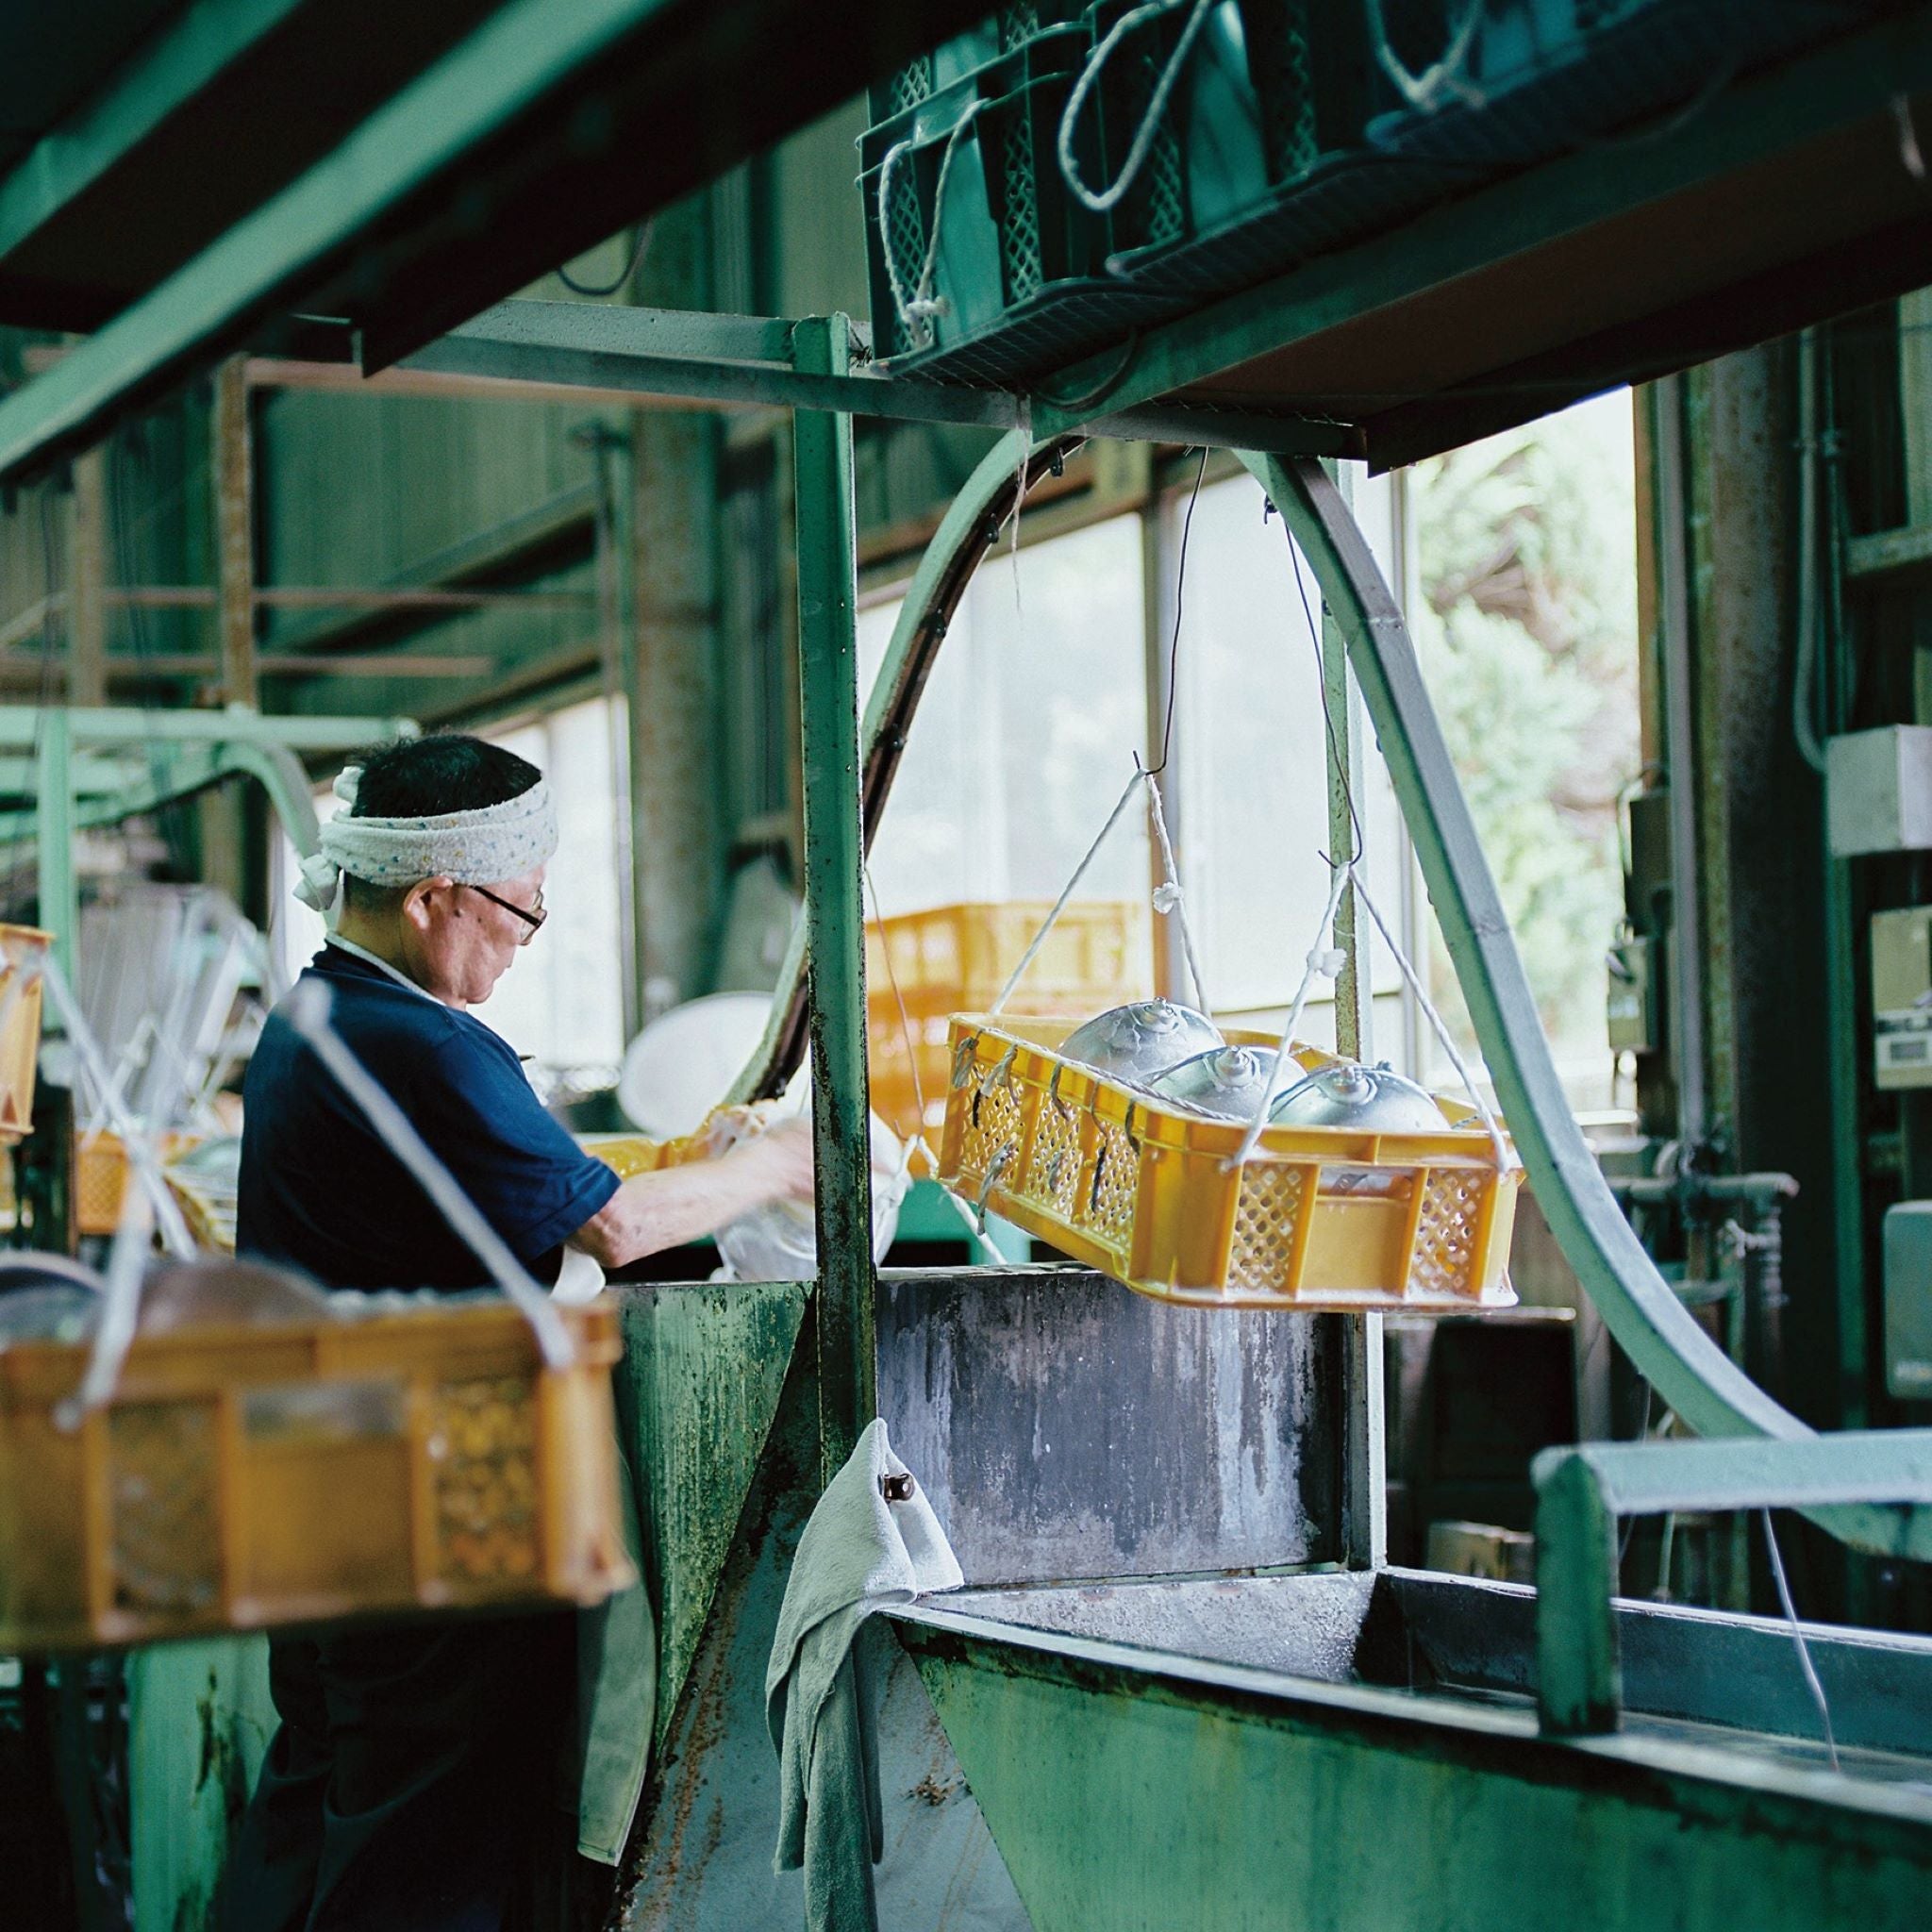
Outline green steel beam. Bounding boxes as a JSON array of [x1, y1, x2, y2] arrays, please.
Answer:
[[0, 0, 678, 484], [0, 707, 410, 750], [0, 0, 308, 269], [793, 315, 876, 1480], [1535, 1433, 1932, 1735], [406, 300, 1359, 453], [1241, 450, 1921, 1560], [1032, 8, 1932, 442]]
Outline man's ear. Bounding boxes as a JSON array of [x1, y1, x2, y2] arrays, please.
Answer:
[[401, 876, 449, 933]]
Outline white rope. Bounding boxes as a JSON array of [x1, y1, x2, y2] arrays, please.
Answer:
[[991, 765, 1146, 1015], [57, 1180, 154, 1431], [36, 952, 195, 1257], [1141, 761, 1210, 1014], [1761, 1508, 1840, 1773], [1363, 0, 1488, 113], [1348, 865, 1511, 1169], [1058, 0, 1216, 215], [284, 980, 575, 1370], [1225, 860, 1353, 1171], [876, 98, 986, 353]]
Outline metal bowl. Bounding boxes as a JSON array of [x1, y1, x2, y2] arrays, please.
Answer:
[[1269, 1060, 1448, 1133], [1147, 1045, 1304, 1121], [1058, 1000, 1224, 1086]]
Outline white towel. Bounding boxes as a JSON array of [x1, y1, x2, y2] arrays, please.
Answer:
[[767, 1418, 963, 1932]]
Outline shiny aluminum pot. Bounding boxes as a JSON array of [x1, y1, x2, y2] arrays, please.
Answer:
[[1058, 1000, 1223, 1085], [1146, 1044, 1303, 1121], [1269, 1059, 1447, 1133]]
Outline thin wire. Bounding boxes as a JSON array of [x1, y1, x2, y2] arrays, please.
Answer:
[[1760, 1509, 1841, 1774], [1282, 514, 1365, 866], [1148, 448, 1208, 776], [556, 220, 654, 298]]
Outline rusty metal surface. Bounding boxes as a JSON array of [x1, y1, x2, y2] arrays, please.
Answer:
[[617, 1322, 1030, 1932], [875, 1267, 1342, 1586]]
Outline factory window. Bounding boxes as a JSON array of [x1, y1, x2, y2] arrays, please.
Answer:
[[271, 695, 628, 1097], [858, 517, 1152, 915]]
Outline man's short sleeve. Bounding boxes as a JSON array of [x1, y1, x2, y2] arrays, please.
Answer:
[[414, 1025, 620, 1263]]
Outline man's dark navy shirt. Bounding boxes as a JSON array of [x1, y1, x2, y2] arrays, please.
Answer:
[[238, 945, 620, 1291]]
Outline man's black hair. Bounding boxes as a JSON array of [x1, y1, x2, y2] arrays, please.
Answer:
[[351, 734, 540, 821], [341, 735, 541, 908]]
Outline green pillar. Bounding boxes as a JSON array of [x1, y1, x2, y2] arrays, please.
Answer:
[[36, 707, 75, 999], [792, 316, 874, 1482]]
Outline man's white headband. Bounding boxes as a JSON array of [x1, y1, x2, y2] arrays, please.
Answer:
[[293, 764, 558, 912]]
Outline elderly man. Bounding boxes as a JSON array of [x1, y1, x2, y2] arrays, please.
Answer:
[[225, 732, 810, 1931]]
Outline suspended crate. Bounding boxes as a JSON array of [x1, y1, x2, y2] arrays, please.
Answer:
[[0, 924, 49, 1143], [859, 23, 1186, 383], [1087, 0, 1468, 297], [1363, 0, 1891, 172], [0, 1282, 633, 1652], [937, 1014, 1519, 1310], [866, 899, 1149, 1141], [77, 1131, 203, 1239]]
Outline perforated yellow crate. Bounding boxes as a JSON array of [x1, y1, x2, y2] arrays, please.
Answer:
[[0, 924, 49, 1145], [0, 1295, 633, 1652], [867, 901, 1150, 1140], [937, 1015, 1520, 1312], [76, 1132, 201, 1238]]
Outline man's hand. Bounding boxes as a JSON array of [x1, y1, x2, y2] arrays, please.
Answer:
[[734, 1115, 815, 1206]]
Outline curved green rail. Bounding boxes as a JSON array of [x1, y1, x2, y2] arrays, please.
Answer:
[[1242, 450, 1929, 1561]]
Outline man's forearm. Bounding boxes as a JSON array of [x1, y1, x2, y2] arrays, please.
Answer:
[[569, 1145, 797, 1268]]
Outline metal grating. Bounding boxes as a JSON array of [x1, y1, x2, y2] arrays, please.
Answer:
[[1409, 1168, 1485, 1298], [1227, 1163, 1309, 1294], [883, 163, 930, 355], [1088, 1119, 1141, 1250], [1002, 108, 1044, 300], [1023, 1093, 1084, 1222], [1251, 0, 1322, 181], [109, 1400, 221, 1615]]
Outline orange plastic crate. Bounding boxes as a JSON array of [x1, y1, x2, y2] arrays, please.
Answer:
[[938, 1014, 1520, 1312], [0, 924, 49, 1145], [0, 1296, 633, 1651], [76, 1132, 201, 1238], [867, 901, 1150, 1140]]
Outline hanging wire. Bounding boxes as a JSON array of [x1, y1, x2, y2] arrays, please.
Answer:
[[1149, 447, 1209, 776], [556, 220, 655, 298], [1761, 1509, 1841, 1773]]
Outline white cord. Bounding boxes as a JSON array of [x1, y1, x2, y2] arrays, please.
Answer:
[[1364, 0, 1488, 113], [1141, 762, 1210, 1015], [284, 980, 575, 1370], [876, 99, 986, 352], [1761, 1509, 1841, 1773], [57, 1181, 154, 1431], [1225, 860, 1353, 1171], [1057, 0, 1215, 215]]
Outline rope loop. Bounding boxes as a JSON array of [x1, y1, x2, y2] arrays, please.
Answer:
[[1057, 0, 1216, 215], [876, 98, 987, 353]]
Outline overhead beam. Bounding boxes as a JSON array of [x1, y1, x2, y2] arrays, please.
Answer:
[[0, 0, 308, 270], [0, 652, 492, 684], [243, 355, 733, 414], [0, 0, 683, 484], [405, 300, 1360, 453]]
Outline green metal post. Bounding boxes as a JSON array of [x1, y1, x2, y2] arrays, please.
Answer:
[[36, 708, 76, 998], [1319, 464, 1369, 1061], [792, 315, 875, 1482], [1533, 1450, 1623, 1736]]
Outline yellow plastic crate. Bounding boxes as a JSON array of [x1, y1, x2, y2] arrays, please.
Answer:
[[937, 1015, 1520, 1312], [867, 901, 1150, 1141], [0, 1294, 633, 1652], [77, 1132, 201, 1239], [0, 924, 49, 1145]]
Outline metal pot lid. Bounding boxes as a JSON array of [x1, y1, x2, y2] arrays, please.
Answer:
[[1269, 1059, 1447, 1133], [1147, 1044, 1304, 1120], [1058, 1000, 1224, 1085]]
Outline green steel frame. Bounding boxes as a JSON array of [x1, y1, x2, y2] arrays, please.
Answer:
[[0, 706, 413, 983], [1535, 1431, 1932, 1735]]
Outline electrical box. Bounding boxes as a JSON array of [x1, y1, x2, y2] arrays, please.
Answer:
[[1883, 1202, 1932, 1400], [1826, 726, 1932, 855], [1606, 933, 1659, 1055], [1872, 906, 1932, 1089]]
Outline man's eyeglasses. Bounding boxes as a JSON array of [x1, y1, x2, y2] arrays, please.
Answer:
[[465, 883, 547, 942]]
